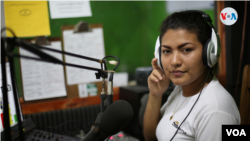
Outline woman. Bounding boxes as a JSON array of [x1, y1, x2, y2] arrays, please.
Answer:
[[143, 11, 240, 141]]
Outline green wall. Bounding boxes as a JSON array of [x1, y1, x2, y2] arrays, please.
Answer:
[[49, 1, 167, 73], [13, 1, 215, 97], [48, 1, 215, 76]]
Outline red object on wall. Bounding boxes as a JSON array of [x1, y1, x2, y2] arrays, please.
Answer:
[[1, 113, 4, 128]]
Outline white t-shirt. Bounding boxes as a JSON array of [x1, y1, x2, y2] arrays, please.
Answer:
[[156, 77, 240, 141]]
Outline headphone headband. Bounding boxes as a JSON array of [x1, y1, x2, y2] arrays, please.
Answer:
[[184, 10, 218, 33], [184, 10, 212, 22]]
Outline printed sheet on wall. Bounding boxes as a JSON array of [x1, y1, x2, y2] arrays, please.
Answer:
[[62, 27, 105, 85], [19, 41, 67, 101]]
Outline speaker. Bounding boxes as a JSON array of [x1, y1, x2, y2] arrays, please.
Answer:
[[120, 86, 149, 140], [135, 67, 152, 87]]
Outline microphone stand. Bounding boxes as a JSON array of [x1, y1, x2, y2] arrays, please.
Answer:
[[1, 28, 119, 141], [1, 35, 12, 141]]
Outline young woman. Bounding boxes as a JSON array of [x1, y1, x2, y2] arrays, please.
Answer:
[[143, 11, 240, 141]]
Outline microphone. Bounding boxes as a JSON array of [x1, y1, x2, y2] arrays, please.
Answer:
[[83, 100, 133, 141]]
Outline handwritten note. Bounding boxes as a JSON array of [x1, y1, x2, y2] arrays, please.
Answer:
[[19, 41, 66, 101], [49, 0, 92, 19], [4, 1, 50, 37], [63, 28, 105, 85]]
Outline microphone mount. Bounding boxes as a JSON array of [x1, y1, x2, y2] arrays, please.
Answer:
[[1, 27, 120, 141]]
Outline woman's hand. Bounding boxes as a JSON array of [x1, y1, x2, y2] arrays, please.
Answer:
[[148, 58, 170, 97]]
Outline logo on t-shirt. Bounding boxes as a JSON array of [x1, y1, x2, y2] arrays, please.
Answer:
[[172, 121, 187, 135]]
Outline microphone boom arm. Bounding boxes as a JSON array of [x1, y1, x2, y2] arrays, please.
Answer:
[[3, 36, 109, 79], [1, 27, 120, 141]]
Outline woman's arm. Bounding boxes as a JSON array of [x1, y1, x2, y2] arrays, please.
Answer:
[[143, 58, 170, 141], [143, 94, 162, 141]]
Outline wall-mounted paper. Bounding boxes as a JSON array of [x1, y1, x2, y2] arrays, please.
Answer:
[[20, 41, 67, 101], [167, 1, 214, 14], [63, 28, 105, 85], [49, 0, 92, 19], [78, 83, 97, 98], [78, 83, 88, 98], [87, 83, 98, 96], [112, 72, 128, 87], [4, 1, 50, 37]]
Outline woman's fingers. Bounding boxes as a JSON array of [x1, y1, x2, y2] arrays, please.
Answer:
[[149, 74, 160, 83], [152, 70, 163, 81], [151, 58, 161, 70], [151, 58, 164, 77], [148, 57, 170, 96]]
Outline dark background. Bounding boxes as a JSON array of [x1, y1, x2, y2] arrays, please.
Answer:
[[223, 1, 250, 107]]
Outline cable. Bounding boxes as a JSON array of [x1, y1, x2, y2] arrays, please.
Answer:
[[170, 69, 211, 141], [102, 55, 120, 82], [102, 55, 120, 71], [106, 136, 111, 141], [1, 27, 16, 37]]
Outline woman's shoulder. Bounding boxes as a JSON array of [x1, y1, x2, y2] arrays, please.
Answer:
[[203, 77, 235, 105], [197, 77, 240, 122]]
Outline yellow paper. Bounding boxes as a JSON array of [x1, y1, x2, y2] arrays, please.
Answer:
[[4, 1, 50, 37]]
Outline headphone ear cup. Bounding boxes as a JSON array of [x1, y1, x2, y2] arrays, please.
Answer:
[[158, 47, 163, 70], [202, 39, 211, 68], [154, 36, 163, 70]]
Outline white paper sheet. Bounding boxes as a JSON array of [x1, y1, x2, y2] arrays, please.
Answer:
[[20, 41, 67, 101], [78, 83, 88, 98], [49, 0, 92, 19], [167, 1, 214, 14], [0, 63, 21, 131], [63, 28, 105, 85], [112, 72, 128, 87]]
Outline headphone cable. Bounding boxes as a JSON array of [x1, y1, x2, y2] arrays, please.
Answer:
[[170, 68, 211, 141]]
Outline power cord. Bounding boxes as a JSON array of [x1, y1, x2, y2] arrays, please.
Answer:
[[1, 27, 16, 37]]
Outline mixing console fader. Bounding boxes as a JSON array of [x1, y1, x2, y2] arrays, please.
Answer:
[[23, 129, 81, 141], [1, 117, 81, 141]]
